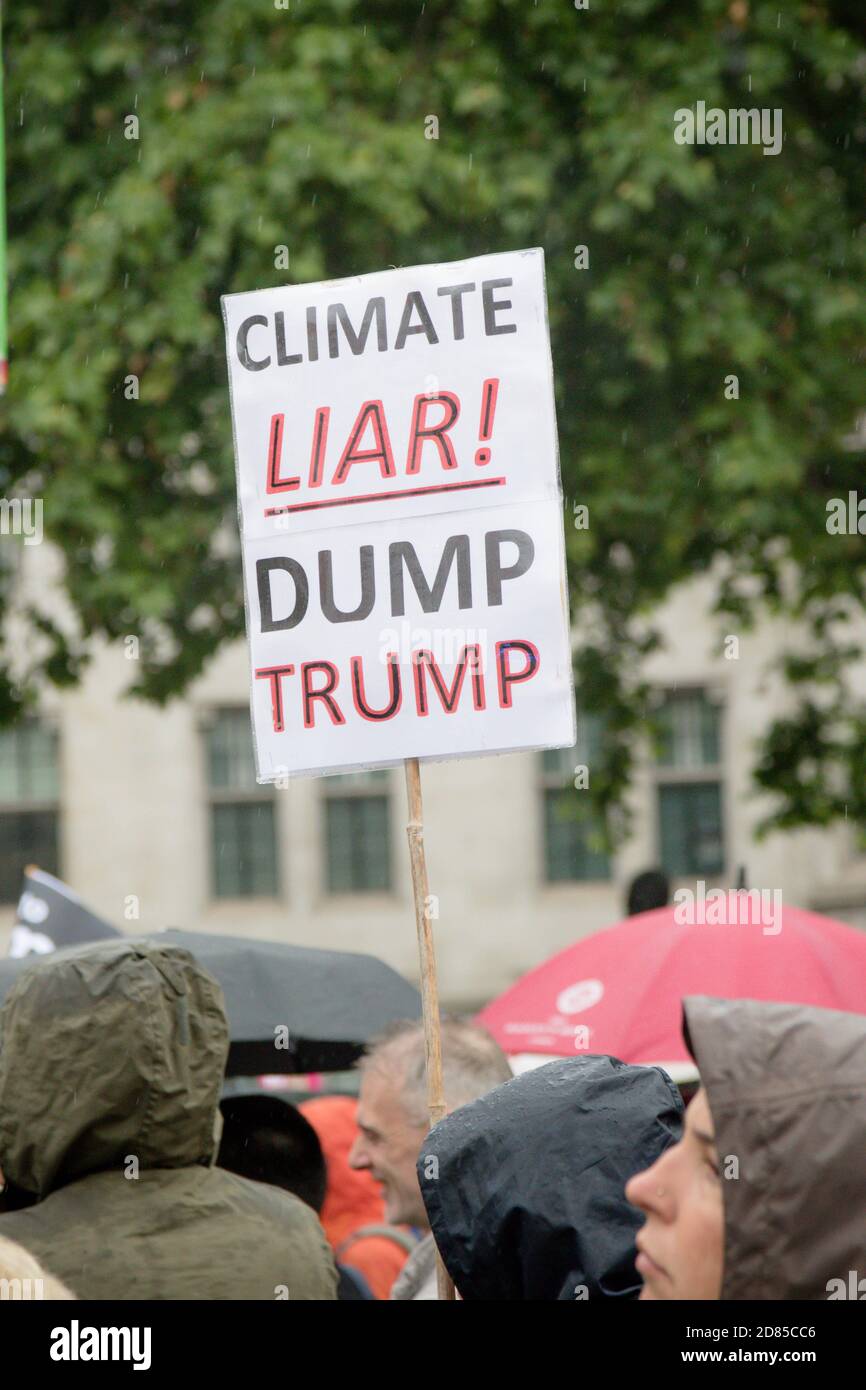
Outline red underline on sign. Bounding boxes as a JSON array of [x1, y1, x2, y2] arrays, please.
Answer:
[[264, 477, 507, 517]]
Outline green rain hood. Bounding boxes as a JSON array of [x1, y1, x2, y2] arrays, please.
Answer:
[[0, 938, 336, 1299]]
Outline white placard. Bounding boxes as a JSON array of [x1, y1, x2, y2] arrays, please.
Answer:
[[222, 247, 575, 779]]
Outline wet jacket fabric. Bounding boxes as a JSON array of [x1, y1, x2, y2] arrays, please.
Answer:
[[0, 939, 337, 1300], [420, 1054, 683, 1300], [390, 1232, 437, 1301], [683, 994, 866, 1301]]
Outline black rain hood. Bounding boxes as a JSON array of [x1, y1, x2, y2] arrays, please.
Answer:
[[419, 1054, 683, 1300]]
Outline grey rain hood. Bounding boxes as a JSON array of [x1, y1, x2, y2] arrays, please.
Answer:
[[683, 994, 866, 1300]]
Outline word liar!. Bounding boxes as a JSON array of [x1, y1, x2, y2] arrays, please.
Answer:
[[263, 380, 501, 507]]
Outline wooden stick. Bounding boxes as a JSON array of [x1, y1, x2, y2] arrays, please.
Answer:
[[404, 755, 455, 1302]]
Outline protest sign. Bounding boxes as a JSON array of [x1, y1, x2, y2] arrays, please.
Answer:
[[222, 247, 575, 781], [223, 251, 575, 1297]]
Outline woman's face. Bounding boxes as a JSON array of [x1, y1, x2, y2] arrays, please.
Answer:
[[625, 1087, 725, 1300]]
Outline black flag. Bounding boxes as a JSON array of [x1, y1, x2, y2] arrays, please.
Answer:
[[9, 866, 122, 957]]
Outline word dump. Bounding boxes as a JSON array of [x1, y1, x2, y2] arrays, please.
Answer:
[[223, 248, 575, 779]]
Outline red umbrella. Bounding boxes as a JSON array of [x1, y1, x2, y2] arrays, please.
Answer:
[[477, 903, 866, 1074]]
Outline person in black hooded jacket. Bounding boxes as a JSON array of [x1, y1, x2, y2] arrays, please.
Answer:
[[418, 1053, 683, 1300]]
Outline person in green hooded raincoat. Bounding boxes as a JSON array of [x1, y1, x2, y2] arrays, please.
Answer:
[[0, 937, 337, 1300]]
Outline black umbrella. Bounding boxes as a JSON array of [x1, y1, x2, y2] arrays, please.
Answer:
[[0, 928, 421, 1076]]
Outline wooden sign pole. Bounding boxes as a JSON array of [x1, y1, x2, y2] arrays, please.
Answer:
[[404, 756, 455, 1301]]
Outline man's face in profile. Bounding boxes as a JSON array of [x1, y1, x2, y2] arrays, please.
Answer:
[[349, 1064, 429, 1227]]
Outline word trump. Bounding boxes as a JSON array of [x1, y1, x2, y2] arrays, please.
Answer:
[[256, 640, 539, 732]]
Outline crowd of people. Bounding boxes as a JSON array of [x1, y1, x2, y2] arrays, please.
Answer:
[[0, 933, 863, 1301]]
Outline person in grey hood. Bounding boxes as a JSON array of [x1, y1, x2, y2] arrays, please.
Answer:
[[0, 938, 337, 1299], [627, 994, 866, 1300], [419, 1053, 683, 1299]]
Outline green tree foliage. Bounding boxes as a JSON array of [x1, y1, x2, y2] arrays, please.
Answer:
[[1, 0, 864, 835]]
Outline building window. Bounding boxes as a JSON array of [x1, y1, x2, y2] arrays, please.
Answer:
[[0, 721, 60, 903], [540, 712, 611, 882], [205, 710, 278, 898], [323, 770, 392, 894], [655, 690, 725, 877]]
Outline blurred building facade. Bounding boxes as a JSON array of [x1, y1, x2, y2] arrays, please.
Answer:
[[2, 563, 865, 1011]]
